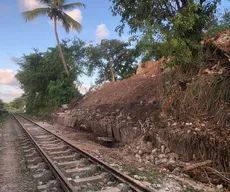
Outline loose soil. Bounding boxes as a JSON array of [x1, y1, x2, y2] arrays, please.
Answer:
[[0, 116, 37, 192]]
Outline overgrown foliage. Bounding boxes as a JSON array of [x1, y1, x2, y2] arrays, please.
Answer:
[[10, 95, 27, 109], [86, 39, 139, 84], [0, 99, 4, 109], [110, 0, 221, 67], [16, 39, 85, 116]]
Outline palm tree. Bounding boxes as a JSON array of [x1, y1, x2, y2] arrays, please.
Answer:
[[22, 0, 85, 75]]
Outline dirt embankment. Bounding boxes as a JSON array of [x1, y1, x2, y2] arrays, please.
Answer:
[[53, 31, 230, 184]]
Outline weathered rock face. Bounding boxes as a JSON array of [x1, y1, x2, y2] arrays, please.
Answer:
[[136, 57, 165, 77], [205, 29, 230, 55], [54, 101, 161, 145]]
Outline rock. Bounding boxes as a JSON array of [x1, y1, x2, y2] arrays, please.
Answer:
[[134, 175, 140, 179], [168, 153, 179, 161], [185, 122, 193, 126], [195, 127, 201, 132], [167, 159, 176, 165], [172, 122, 177, 126], [138, 150, 143, 155], [217, 184, 223, 190], [135, 154, 140, 159], [172, 167, 182, 175], [146, 142, 152, 151], [152, 148, 157, 154], [161, 145, 165, 153], [158, 154, 166, 159], [138, 167, 145, 171], [187, 130, 191, 134], [155, 158, 168, 165]]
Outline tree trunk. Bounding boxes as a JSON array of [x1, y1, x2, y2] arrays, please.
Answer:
[[111, 70, 115, 82], [54, 17, 69, 75]]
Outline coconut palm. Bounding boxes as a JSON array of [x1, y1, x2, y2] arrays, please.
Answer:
[[22, 0, 85, 75]]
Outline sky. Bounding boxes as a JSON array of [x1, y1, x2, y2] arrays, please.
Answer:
[[0, 0, 229, 102]]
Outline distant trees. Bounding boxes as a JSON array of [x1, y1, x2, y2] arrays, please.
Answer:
[[22, 0, 85, 75], [0, 99, 4, 109], [86, 39, 139, 84], [16, 38, 86, 115]]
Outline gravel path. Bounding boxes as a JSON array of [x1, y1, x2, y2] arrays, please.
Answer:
[[0, 117, 37, 192]]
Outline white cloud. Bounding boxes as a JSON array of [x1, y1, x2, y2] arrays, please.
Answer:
[[0, 69, 19, 86], [95, 24, 109, 43], [76, 83, 90, 94], [66, 9, 83, 23], [48, 9, 83, 30], [0, 69, 23, 102], [18, 0, 45, 10], [0, 87, 24, 102]]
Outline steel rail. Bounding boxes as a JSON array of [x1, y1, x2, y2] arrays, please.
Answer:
[[15, 113, 155, 192], [12, 113, 77, 192]]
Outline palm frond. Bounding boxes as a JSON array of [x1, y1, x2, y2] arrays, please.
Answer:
[[39, 0, 51, 5], [62, 2, 86, 10], [22, 8, 50, 21], [57, 0, 66, 7], [60, 12, 82, 33]]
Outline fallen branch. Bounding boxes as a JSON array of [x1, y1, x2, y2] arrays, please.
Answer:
[[183, 160, 212, 172], [206, 166, 230, 185]]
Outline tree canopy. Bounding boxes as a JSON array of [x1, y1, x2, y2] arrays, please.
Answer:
[[110, 0, 221, 67], [16, 38, 86, 115], [86, 39, 139, 84]]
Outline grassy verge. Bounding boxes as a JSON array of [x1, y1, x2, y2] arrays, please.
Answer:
[[0, 112, 9, 127]]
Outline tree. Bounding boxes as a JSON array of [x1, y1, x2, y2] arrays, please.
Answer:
[[0, 99, 4, 109], [86, 39, 139, 84], [110, 0, 220, 67], [16, 39, 85, 115], [22, 0, 85, 75]]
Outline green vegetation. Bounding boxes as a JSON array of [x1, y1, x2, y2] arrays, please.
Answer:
[[124, 165, 164, 183], [110, 0, 226, 68], [15, 39, 86, 116], [22, 0, 85, 75], [0, 99, 9, 124], [87, 39, 140, 84]]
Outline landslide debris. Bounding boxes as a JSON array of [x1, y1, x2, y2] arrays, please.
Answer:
[[53, 30, 230, 188]]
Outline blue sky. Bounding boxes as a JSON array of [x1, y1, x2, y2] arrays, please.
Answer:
[[0, 0, 129, 102], [0, 0, 229, 102]]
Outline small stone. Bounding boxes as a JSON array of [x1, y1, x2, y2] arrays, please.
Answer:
[[134, 175, 139, 179], [138, 167, 145, 171], [158, 154, 166, 159], [75, 176, 80, 179], [217, 184, 223, 189], [152, 149, 157, 154], [161, 145, 165, 153], [135, 154, 140, 159], [201, 123, 205, 127], [146, 142, 152, 150], [138, 150, 143, 155], [187, 130, 191, 134], [195, 128, 201, 132], [172, 122, 177, 126]]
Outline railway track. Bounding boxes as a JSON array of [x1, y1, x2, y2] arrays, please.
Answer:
[[12, 113, 154, 192]]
